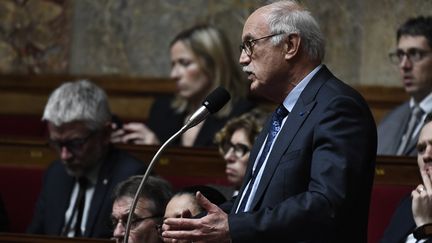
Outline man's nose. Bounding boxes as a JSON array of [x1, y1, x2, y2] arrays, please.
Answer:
[[60, 146, 73, 161], [423, 145, 432, 163], [113, 222, 125, 238], [239, 50, 251, 66], [399, 55, 413, 70]]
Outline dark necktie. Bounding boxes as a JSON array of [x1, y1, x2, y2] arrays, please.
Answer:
[[397, 106, 423, 155], [237, 105, 289, 212], [74, 177, 87, 237], [61, 177, 88, 237]]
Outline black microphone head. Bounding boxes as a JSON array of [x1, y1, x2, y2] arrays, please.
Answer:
[[202, 86, 231, 114]]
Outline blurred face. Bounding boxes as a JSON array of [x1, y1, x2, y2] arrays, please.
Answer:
[[48, 121, 108, 177], [112, 196, 161, 243], [164, 194, 201, 219], [221, 128, 252, 189], [239, 8, 288, 102], [417, 122, 432, 171], [170, 41, 212, 105], [397, 35, 432, 102]]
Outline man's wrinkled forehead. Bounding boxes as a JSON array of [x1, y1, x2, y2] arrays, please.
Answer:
[[242, 8, 270, 40]]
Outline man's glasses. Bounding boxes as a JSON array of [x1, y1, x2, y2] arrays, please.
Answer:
[[48, 132, 96, 154], [389, 48, 432, 64], [239, 33, 285, 56], [110, 214, 160, 230], [220, 141, 250, 158]]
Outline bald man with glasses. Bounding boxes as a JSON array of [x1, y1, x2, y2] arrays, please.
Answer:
[[378, 16, 432, 157]]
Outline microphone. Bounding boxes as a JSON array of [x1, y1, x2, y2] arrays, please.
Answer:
[[184, 86, 231, 130], [123, 86, 230, 243]]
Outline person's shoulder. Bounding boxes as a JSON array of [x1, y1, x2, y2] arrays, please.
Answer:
[[379, 101, 410, 124], [109, 147, 147, 174], [151, 95, 175, 109], [44, 160, 66, 175]]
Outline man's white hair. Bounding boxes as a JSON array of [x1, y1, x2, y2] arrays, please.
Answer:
[[42, 79, 111, 130]]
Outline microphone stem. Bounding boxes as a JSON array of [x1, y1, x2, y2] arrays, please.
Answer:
[[123, 124, 189, 243]]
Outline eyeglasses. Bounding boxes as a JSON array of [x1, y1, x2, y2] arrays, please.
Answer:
[[48, 132, 96, 154], [220, 141, 250, 158], [239, 33, 285, 56], [389, 48, 432, 64], [110, 214, 161, 230]]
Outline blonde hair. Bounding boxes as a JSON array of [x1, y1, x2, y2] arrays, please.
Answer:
[[170, 24, 246, 118]]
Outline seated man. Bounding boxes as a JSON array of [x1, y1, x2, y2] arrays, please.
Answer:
[[27, 80, 147, 238], [111, 175, 172, 243], [378, 16, 432, 156], [381, 113, 432, 242]]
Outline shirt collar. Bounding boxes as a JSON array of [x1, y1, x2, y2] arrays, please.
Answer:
[[410, 92, 432, 114], [282, 64, 323, 111]]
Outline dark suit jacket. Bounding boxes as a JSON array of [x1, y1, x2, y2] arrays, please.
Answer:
[[148, 96, 255, 147], [381, 194, 432, 243], [224, 66, 376, 242], [27, 147, 147, 238], [377, 101, 418, 156]]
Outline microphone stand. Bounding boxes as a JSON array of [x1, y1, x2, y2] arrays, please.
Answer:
[[123, 119, 201, 243]]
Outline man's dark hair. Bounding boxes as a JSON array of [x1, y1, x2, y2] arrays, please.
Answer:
[[175, 185, 227, 206], [397, 16, 432, 48], [112, 175, 173, 222]]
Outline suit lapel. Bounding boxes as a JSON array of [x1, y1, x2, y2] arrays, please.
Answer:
[[231, 117, 271, 211], [53, 172, 74, 234], [248, 66, 330, 210], [390, 104, 411, 154], [84, 152, 114, 237], [250, 101, 315, 209]]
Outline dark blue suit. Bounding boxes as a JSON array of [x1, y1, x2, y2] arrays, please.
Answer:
[[27, 147, 147, 238], [226, 66, 377, 242]]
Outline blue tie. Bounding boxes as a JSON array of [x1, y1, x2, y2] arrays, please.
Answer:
[[237, 105, 289, 212]]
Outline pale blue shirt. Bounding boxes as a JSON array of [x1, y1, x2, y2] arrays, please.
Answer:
[[236, 64, 323, 213]]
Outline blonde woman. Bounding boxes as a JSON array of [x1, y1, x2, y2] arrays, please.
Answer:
[[112, 25, 254, 147]]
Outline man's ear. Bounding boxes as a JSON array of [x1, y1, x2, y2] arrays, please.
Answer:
[[284, 33, 301, 60]]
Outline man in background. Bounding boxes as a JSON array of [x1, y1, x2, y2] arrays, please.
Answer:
[[378, 16, 432, 156], [381, 114, 432, 242], [27, 80, 147, 238], [111, 175, 172, 243]]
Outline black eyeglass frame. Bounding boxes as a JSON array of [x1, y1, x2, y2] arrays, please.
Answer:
[[48, 131, 97, 154], [388, 48, 432, 65], [111, 214, 161, 230], [219, 141, 251, 158], [239, 33, 285, 56]]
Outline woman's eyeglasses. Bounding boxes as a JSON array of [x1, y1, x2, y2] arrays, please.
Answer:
[[219, 141, 250, 158]]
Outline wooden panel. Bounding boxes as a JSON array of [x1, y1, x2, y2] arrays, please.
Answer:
[[0, 233, 114, 243], [0, 137, 226, 179], [0, 74, 409, 123], [354, 85, 408, 123], [0, 74, 176, 121], [0, 137, 420, 186], [374, 155, 419, 186]]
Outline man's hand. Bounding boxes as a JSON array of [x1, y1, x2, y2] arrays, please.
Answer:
[[162, 192, 231, 243], [412, 168, 432, 226], [110, 122, 160, 145]]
